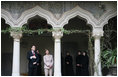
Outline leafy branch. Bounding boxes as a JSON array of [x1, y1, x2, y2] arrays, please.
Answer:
[[1, 26, 91, 35]]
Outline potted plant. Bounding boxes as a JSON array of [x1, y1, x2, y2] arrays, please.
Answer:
[[101, 48, 117, 76]]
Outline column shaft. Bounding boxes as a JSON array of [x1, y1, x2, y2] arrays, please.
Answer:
[[94, 37, 102, 76], [12, 38, 20, 76], [53, 29, 63, 76], [54, 38, 61, 76], [11, 32, 22, 76]]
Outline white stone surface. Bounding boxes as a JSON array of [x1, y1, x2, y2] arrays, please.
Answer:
[[53, 29, 63, 76], [11, 32, 22, 76], [93, 33, 102, 76], [1, 3, 117, 28]]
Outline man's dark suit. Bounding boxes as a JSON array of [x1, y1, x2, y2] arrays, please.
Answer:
[[27, 51, 39, 76], [37, 53, 42, 76]]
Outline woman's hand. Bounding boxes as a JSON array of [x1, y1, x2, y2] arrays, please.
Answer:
[[33, 62, 36, 65], [49, 65, 53, 68]]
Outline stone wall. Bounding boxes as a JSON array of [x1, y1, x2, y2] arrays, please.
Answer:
[[1, 1, 116, 20]]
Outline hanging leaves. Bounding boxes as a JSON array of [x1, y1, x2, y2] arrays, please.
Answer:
[[1, 26, 91, 35]]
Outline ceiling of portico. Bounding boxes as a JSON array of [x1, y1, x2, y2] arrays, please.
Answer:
[[1, 1, 116, 20], [27, 15, 52, 30], [64, 16, 92, 31]]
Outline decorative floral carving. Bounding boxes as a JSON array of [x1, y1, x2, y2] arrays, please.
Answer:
[[10, 31, 22, 39], [52, 28, 63, 39], [92, 28, 104, 39], [2, 1, 115, 20]]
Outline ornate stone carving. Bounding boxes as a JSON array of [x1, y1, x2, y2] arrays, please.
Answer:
[[78, 2, 107, 19], [92, 27, 104, 39], [2, 1, 116, 20], [1, 6, 57, 27], [52, 28, 63, 40], [1, 1, 38, 19], [1, 1, 117, 29], [93, 33, 102, 39], [10, 32, 22, 41], [48, 2, 64, 14]]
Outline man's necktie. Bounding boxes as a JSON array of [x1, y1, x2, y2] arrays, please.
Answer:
[[33, 51, 35, 56]]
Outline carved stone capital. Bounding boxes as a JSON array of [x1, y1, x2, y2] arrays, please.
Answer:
[[10, 32, 22, 40], [93, 34, 102, 39], [92, 28, 104, 39], [52, 28, 63, 40]]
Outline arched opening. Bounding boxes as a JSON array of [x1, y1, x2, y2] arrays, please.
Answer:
[[61, 16, 93, 76], [20, 15, 54, 76], [1, 18, 13, 76], [101, 16, 117, 76]]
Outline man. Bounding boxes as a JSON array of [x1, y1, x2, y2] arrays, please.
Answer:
[[65, 52, 74, 76], [36, 50, 42, 76], [76, 51, 82, 76], [27, 45, 39, 76]]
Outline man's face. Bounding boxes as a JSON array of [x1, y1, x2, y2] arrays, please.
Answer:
[[31, 46, 36, 51]]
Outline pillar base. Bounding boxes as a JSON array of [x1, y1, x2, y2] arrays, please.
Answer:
[[12, 73, 20, 76], [54, 73, 61, 76]]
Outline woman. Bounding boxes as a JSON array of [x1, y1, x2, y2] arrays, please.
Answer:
[[65, 52, 74, 76], [81, 51, 89, 76], [43, 49, 53, 76], [76, 51, 82, 76]]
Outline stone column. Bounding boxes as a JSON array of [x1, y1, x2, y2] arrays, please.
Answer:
[[52, 29, 63, 76], [11, 32, 22, 76], [93, 29, 103, 76]]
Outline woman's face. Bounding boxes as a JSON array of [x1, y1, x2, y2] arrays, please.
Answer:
[[46, 50, 49, 55], [83, 52, 86, 56], [37, 50, 39, 54], [67, 52, 69, 56], [78, 52, 81, 55]]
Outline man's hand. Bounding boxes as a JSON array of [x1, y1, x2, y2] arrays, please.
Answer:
[[33, 62, 36, 65], [32, 56, 36, 59]]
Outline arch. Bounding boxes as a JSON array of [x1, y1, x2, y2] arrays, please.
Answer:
[[1, 9, 15, 27], [57, 5, 117, 28], [100, 11, 117, 29], [63, 16, 92, 31], [57, 5, 97, 28], [17, 6, 57, 27], [1, 6, 58, 28], [25, 15, 53, 30], [1, 5, 117, 29]]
